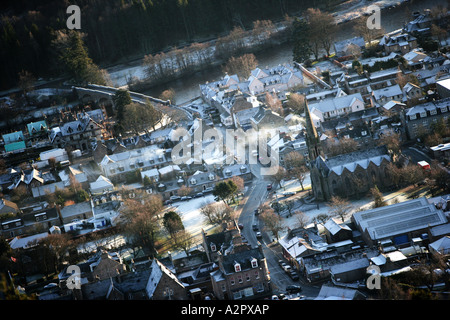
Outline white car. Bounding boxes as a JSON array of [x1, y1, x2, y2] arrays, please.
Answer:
[[271, 295, 279, 300]]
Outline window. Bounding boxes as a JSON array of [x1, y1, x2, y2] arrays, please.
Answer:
[[230, 278, 235, 286], [238, 275, 243, 284], [251, 258, 258, 268], [234, 262, 241, 272], [409, 114, 416, 120], [246, 273, 251, 282], [254, 271, 260, 279], [430, 109, 437, 116], [221, 284, 226, 292]]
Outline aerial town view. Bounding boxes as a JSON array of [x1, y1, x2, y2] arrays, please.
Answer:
[[0, 0, 449, 310]]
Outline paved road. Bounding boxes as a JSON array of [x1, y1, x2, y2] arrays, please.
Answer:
[[237, 163, 321, 299]]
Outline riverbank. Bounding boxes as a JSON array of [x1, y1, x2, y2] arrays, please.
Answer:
[[110, 0, 443, 104]]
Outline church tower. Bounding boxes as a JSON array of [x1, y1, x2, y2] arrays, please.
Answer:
[[304, 100, 321, 161], [304, 100, 328, 201]]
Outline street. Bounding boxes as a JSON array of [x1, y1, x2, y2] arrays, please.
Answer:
[[237, 162, 321, 299]]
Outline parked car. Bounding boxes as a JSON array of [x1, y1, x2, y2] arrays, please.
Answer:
[[181, 196, 192, 201], [289, 270, 299, 281], [284, 265, 292, 273], [193, 192, 204, 198], [170, 196, 181, 201], [256, 231, 262, 239], [254, 208, 260, 215], [238, 223, 244, 230], [252, 224, 259, 231], [164, 200, 173, 205], [271, 294, 279, 300], [267, 184, 272, 191], [286, 285, 302, 294]]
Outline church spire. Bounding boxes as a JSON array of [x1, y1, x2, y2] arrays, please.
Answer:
[[304, 100, 321, 161]]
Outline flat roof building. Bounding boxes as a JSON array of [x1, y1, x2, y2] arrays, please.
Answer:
[[352, 197, 448, 247]]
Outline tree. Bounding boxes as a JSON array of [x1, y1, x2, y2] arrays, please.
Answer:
[[159, 88, 176, 105], [291, 18, 312, 63], [53, 30, 107, 85], [252, 20, 275, 46], [285, 93, 306, 115], [294, 211, 309, 229], [313, 213, 329, 226], [378, 131, 401, 159], [177, 185, 192, 197], [171, 229, 194, 257], [113, 89, 132, 134], [163, 211, 184, 238], [17, 69, 35, 104], [265, 92, 283, 116], [327, 196, 353, 222], [370, 185, 386, 208], [260, 207, 284, 240], [353, 16, 385, 46], [200, 202, 234, 225], [305, 8, 336, 57], [223, 54, 258, 81], [120, 193, 163, 257], [272, 166, 287, 189], [213, 180, 238, 205]]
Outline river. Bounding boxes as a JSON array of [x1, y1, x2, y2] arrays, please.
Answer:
[[138, 0, 444, 105]]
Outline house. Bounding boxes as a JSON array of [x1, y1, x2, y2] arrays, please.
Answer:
[[2, 131, 26, 152], [90, 175, 114, 194], [402, 50, 428, 70], [1, 205, 59, 238], [91, 191, 122, 225], [210, 242, 271, 300], [186, 171, 218, 195], [99, 145, 167, 182], [145, 259, 189, 300], [323, 218, 353, 243], [49, 112, 103, 152], [7, 168, 44, 193], [352, 197, 448, 247], [309, 93, 365, 122], [90, 250, 127, 281], [59, 201, 93, 225], [437, 78, 450, 98], [402, 82, 422, 103], [314, 284, 366, 300], [249, 106, 285, 131], [379, 32, 417, 54], [404, 97, 450, 140], [430, 142, 450, 163], [0, 198, 20, 216], [429, 236, 450, 259], [334, 37, 366, 57], [370, 84, 403, 108]]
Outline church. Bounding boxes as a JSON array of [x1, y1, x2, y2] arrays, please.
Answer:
[[303, 100, 394, 201]]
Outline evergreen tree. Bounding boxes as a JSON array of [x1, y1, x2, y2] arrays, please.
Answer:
[[291, 18, 312, 63], [56, 31, 106, 85]]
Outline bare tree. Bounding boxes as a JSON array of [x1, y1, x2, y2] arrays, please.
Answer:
[[285, 93, 306, 115], [260, 207, 284, 240], [327, 196, 353, 222], [294, 210, 309, 229], [223, 54, 258, 80]]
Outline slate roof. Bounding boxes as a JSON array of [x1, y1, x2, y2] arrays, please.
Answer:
[[313, 146, 390, 177], [220, 247, 264, 275]]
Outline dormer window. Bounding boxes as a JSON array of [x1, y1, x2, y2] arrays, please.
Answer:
[[251, 258, 258, 268], [210, 243, 216, 252], [234, 262, 241, 272], [190, 178, 197, 185]]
